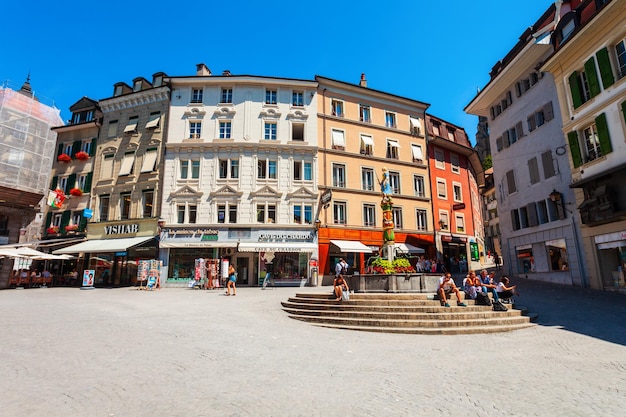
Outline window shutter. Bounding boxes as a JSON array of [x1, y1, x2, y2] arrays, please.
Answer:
[[596, 47, 615, 89], [89, 138, 97, 157], [84, 172, 93, 192], [622, 100, 626, 125], [584, 57, 601, 98], [528, 157, 539, 184], [543, 102, 554, 122], [527, 202, 538, 227], [57, 144, 63, 157], [567, 131, 583, 168], [50, 176, 58, 190], [527, 114, 537, 132], [541, 151, 555, 178], [515, 121, 524, 139], [490, 107, 495, 120], [67, 174, 76, 193], [45, 212, 52, 229], [595, 113, 612, 156], [506, 170, 516, 194], [496, 137, 503, 151], [72, 140, 82, 157], [503, 130, 510, 148], [569, 71, 583, 109], [79, 215, 88, 231], [61, 210, 71, 228]]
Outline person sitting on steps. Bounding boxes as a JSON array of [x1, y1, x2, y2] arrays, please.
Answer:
[[496, 276, 519, 303], [438, 273, 466, 307], [333, 274, 349, 301]]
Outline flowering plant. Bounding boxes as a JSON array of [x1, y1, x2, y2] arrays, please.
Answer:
[[370, 257, 416, 274], [69, 188, 83, 197], [74, 151, 90, 161], [57, 153, 72, 163], [47, 226, 60, 234], [65, 224, 79, 232]]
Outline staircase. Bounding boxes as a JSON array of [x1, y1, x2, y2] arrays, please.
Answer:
[[281, 292, 537, 335]]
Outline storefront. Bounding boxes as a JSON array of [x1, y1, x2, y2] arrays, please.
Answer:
[[594, 231, 626, 289], [441, 235, 468, 273], [54, 219, 158, 287]]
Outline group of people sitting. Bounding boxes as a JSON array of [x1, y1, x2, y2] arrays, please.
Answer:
[[438, 269, 519, 307]]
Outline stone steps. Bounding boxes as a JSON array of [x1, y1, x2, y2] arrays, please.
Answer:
[[282, 292, 536, 335]]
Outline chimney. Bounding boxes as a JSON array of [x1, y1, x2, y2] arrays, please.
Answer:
[[222, 70, 232, 76], [196, 63, 212, 76], [359, 73, 367, 87]]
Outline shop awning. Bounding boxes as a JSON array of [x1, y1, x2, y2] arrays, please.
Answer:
[[238, 242, 317, 253], [53, 236, 155, 254], [330, 240, 372, 253], [394, 243, 425, 254], [159, 241, 237, 249]]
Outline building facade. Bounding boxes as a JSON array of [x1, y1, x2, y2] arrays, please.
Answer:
[[159, 65, 319, 286], [315, 75, 431, 281], [466, 2, 587, 286], [542, 0, 626, 291]]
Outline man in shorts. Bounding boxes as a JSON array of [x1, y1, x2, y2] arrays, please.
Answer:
[[438, 273, 466, 307]]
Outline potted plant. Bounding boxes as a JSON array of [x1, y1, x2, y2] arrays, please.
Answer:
[[75, 151, 90, 161], [47, 226, 60, 234], [57, 153, 72, 163], [65, 224, 79, 232], [69, 188, 83, 197]]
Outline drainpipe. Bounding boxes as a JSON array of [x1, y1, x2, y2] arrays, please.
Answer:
[[425, 113, 438, 260]]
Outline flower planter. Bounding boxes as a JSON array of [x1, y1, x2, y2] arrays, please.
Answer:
[[75, 151, 90, 161], [65, 225, 79, 232], [57, 153, 72, 163], [69, 188, 83, 197], [47, 227, 60, 234]]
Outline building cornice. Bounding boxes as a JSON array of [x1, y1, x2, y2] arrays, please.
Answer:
[[100, 87, 170, 113]]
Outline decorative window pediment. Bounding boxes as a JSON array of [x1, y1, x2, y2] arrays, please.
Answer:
[[260, 108, 281, 119], [286, 187, 316, 199], [250, 185, 281, 198], [171, 185, 203, 199], [213, 107, 236, 118], [209, 185, 243, 198], [287, 110, 308, 120], [183, 108, 206, 118]]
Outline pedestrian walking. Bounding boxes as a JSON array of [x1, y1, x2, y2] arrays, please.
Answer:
[[226, 264, 237, 296]]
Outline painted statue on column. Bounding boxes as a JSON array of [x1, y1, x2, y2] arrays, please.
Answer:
[[379, 168, 395, 249]]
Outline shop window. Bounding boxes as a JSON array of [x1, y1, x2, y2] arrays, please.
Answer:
[[516, 245, 534, 273], [546, 239, 569, 271]]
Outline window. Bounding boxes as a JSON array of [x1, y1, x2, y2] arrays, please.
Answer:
[[118, 152, 135, 176], [265, 89, 277, 105], [360, 135, 373, 155], [331, 99, 344, 117], [292, 91, 304, 107], [191, 88, 203, 103], [219, 159, 239, 179], [528, 157, 540, 184], [392, 207, 403, 229], [293, 204, 313, 224], [333, 202, 346, 225], [453, 183, 462, 202], [450, 153, 460, 173], [447, 127, 456, 141], [410, 117, 422, 135], [63, 143, 73, 156], [257, 159, 277, 180], [71, 212, 82, 229], [385, 111, 396, 128], [455, 214, 465, 233], [332, 164, 345, 188], [107, 120, 118, 138], [180, 159, 200, 179], [432, 121, 441, 137], [537, 200, 549, 224], [389, 171, 400, 194], [413, 175, 425, 197], [331, 129, 345, 150], [359, 105, 371, 122], [81, 140, 92, 155], [434, 148, 445, 169], [133, 80, 143, 92], [303, 162, 311, 181], [416, 209, 427, 231], [293, 161, 312, 181], [120, 193, 131, 220], [188, 205, 197, 224], [221, 88, 233, 104], [58, 176, 68, 193], [411, 144, 424, 163], [256, 203, 276, 223], [506, 170, 517, 194], [439, 211, 449, 231], [386, 140, 399, 159], [437, 179, 447, 199], [124, 116, 138, 134], [547, 239, 569, 271], [177, 205, 185, 224], [541, 151, 555, 179], [292, 123, 304, 141], [99, 195, 110, 222], [140, 147, 158, 173], [76, 174, 88, 191], [616, 39, 626, 79], [264, 122, 277, 140], [569, 58, 601, 109], [219, 121, 232, 139], [143, 191, 154, 218], [293, 161, 302, 181], [361, 168, 374, 191], [189, 122, 201, 139], [101, 154, 114, 178], [568, 113, 612, 167], [146, 112, 161, 129], [217, 203, 237, 223], [363, 204, 376, 227]]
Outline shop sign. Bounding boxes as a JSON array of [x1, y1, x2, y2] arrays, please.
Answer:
[[104, 223, 139, 235], [258, 232, 314, 242], [201, 234, 218, 241], [452, 203, 466, 210]]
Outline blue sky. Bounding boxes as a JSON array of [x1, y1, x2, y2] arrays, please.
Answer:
[[1, 0, 555, 143]]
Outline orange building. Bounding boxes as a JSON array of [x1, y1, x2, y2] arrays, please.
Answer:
[[315, 75, 432, 282], [426, 115, 484, 273]]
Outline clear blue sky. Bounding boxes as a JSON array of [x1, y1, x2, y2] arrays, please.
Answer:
[[1, 0, 554, 143]]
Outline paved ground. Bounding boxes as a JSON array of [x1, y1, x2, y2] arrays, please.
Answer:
[[1, 274, 625, 417]]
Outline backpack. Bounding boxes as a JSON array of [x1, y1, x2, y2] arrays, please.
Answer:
[[492, 300, 508, 311], [341, 262, 349, 275], [476, 292, 492, 306]]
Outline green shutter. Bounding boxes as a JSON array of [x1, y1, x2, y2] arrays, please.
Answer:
[[67, 174, 76, 193], [89, 137, 97, 157], [72, 140, 82, 157], [569, 71, 583, 109], [79, 215, 88, 231], [84, 172, 93, 192], [584, 57, 601, 98], [595, 113, 612, 156], [45, 212, 52, 228], [61, 210, 71, 228], [567, 131, 583, 168], [621, 100, 626, 125], [50, 176, 58, 190], [57, 144, 63, 157], [596, 48, 615, 89]]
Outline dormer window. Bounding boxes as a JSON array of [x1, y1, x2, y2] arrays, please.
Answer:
[[133, 80, 142, 92], [114, 85, 123, 96]]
